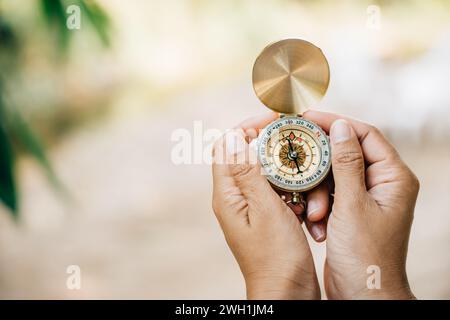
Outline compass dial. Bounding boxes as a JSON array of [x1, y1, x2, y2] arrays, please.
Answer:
[[257, 116, 331, 192]]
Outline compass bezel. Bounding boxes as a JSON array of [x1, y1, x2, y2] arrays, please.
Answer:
[[257, 116, 331, 192]]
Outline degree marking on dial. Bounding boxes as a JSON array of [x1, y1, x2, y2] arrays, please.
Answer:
[[258, 117, 331, 192]]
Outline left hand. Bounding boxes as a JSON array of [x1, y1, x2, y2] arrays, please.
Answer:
[[211, 112, 326, 299]]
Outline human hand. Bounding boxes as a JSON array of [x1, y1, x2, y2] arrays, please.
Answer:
[[303, 110, 419, 300], [212, 113, 321, 300]]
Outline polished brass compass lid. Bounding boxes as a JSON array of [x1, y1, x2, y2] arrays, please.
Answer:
[[252, 39, 330, 115]]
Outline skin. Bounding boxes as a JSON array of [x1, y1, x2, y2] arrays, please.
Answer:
[[211, 111, 419, 300]]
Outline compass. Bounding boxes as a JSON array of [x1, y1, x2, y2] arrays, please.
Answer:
[[253, 39, 331, 205]]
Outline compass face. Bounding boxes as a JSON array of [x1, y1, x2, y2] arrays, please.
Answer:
[[257, 116, 331, 192]]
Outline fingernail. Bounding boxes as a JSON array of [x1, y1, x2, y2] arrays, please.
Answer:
[[330, 119, 351, 144], [225, 131, 246, 156], [311, 225, 325, 242], [306, 200, 319, 219]]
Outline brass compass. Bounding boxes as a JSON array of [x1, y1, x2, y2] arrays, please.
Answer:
[[253, 39, 331, 205]]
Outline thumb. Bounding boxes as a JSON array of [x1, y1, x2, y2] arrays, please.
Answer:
[[330, 119, 367, 199], [224, 130, 277, 204]]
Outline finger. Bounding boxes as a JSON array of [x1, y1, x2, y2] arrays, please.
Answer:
[[224, 129, 278, 206], [329, 119, 367, 198], [212, 112, 277, 181], [287, 201, 305, 217], [236, 112, 278, 140], [304, 110, 399, 165], [277, 190, 306, 217], [306, 182, 330, 222], [305, 217, 327, 242], [212, 134, 231, 182], [287, 201, 304, 224], [212, 135, 239, 226]]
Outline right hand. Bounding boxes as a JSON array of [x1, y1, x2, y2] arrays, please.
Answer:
[[304, 111, 419, 299]]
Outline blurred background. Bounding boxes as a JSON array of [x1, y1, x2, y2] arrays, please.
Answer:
[[0, 0, 449, 299]]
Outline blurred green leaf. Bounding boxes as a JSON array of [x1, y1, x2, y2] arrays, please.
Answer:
[[8, 109, 62, 193], [40, 0, 111, 53], [0, 93, 17, 215], [0, 0, 110, 217], [0, 16, 19, 52], [40, 0, 70, 51], [79, 0, 111, 47], [0, 16, 20, 72]]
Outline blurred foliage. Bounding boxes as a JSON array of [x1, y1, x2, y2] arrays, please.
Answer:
[[0, 88, 16, 214], [0, 0, 111, 217], [41, 0, 111, 51]]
